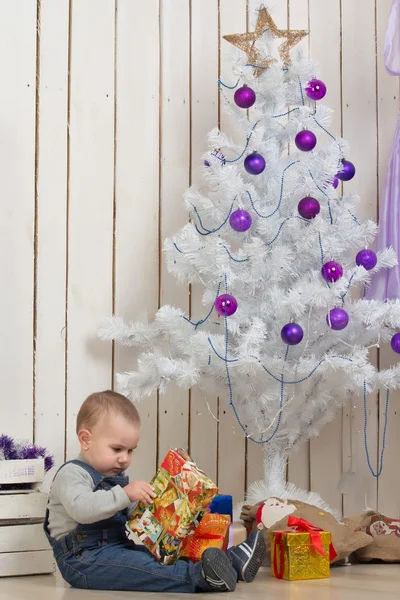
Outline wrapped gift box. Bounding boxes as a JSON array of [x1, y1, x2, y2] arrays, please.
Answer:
[[208, 495, 232, 521], [128, 449, 218, 565], [181, 513, 230, 562], [270, 516, 336, 581]]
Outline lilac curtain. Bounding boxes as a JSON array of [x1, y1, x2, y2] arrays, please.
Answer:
[[367, 0, 400, 300], [384, 0, 400, 76]]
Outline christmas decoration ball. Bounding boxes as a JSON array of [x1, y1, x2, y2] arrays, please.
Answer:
[[295, 130, 317, 152], [229, 209, 252, 232], [305, 78, 327, 101], [298, 196, 320, 219], [244, 152, 265, 175], [326, 308, 349, 331], [356, 249, 377, 271], [321, 261, 343, 283], [337, 159, 356, 181], [332, 176, 339, 189], [234, 85, 256, 109], [281, 322, 304, 345], [215, 294, 238, 317], [391, 332, 400, 354]]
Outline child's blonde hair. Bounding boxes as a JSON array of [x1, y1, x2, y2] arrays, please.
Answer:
[[76, 390, 140, 434]]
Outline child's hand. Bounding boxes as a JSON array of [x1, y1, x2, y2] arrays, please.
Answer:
[[123, 481, 157, 504]]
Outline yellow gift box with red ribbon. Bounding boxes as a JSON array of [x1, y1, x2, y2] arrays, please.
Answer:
[[270, 516, 337, 581], [181, 513, 230, 562]]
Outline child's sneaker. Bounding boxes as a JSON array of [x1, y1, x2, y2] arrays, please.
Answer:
[[201, 548, 237, 592], [227, 530, 266, 583]]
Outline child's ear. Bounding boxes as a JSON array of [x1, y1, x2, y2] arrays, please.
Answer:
[[78, 429, 91, 450]]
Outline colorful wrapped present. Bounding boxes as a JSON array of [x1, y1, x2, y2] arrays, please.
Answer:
[[270, 516, 337, 581], [181, 513, 230, 562], [128, 449, 218, 565]]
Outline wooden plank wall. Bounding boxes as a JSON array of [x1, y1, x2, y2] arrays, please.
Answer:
[[0, 0, 399, 517]]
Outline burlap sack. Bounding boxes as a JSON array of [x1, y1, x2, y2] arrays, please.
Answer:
[[345, 511, 400, 563], [241, 498, 373, 564]]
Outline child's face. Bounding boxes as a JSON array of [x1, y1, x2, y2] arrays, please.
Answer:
[[78, 413, 141, 477]]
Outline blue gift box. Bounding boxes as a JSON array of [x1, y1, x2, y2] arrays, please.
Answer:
[[208, 495, 233, 521]]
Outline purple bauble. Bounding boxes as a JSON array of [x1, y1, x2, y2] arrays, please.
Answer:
[[305, 78, 327, 101], [326, 308, 349, 331], [234, 85, 256, 109], [215, 294, 238, 317], [337, 159, 356, 181], [244, 152, 265, 175], [332, 175, 339, 189], [391, 332, 400, 354], [298, 197, 320, 219], [281, 322, 304, 345], [356, 249, 377, 271], [229, 209, 252, 232], [321, 261, 343, 283], [295, 130, 317, 152]]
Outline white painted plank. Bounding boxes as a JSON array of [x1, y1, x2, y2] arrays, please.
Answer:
[[218, 0, 247, 503], [246, 0, 290, 491], [246, 446, 265, 491], [376, 346, 400, 518], [34, 0, 69, 490], [288, 440, 310, 493], [158, 0, 191, 461], [285, 0, 313, 496], [189, 0, 219, 484], [244, 0, 267, 491], [0, 492, 48, 522], [341, 0, 378, 516], [0, 1, 37, 439], [66, 1, 116, 459], [0, 524, 48, 553], [308, 0, 343, 512], [375, 0, 400, 519], [114, 0, 160, 484], [0, 550, 54, 577]]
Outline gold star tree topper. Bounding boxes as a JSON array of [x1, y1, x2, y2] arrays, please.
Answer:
[[223, 7, 308, 77]]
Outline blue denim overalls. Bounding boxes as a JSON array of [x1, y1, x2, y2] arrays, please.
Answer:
[[44, 459, 209, 593]]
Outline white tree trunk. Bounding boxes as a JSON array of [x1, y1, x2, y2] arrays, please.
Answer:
[[263, 445, 288, 489]]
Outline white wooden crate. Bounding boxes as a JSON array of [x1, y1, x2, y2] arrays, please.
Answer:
[[0, 523, 49, 553], [0, 478, 54, 576], [0, 458, 44, 488], [0, 491, 48, 523], [0, 549, 55, 577], [0, 521, 54, 577]]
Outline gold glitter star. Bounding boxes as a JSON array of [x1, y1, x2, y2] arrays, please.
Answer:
[[223, 7, 309, 75], [223, 9, 277, 77]]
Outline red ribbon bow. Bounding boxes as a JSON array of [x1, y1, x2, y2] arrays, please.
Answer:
[[273, 516, 337, 579]]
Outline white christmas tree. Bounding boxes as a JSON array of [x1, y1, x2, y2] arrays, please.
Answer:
[[100, 7, 400, 501]]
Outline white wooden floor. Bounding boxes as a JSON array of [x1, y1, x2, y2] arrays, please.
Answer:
[[1, 565, 399, 599]]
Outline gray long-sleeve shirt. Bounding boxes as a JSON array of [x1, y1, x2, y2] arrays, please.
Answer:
[[47, 457, 134, 541]]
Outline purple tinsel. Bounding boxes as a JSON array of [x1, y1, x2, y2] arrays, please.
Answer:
[[20, 445, 55, 471], [0, 434, 55, 490], [0, 434, 54, 471], [0, 434, 17, 460]]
